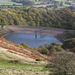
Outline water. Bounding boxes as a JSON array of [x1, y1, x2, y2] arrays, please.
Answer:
[[4, 32, 62, 48]]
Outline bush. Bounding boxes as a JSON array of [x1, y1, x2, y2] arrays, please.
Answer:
[[38, 47, 49, 55], [46, 51, 75, 75], [70, 47, 75, 53], [16, 44, 20, 47], [9, 60, 18, 63], [62, 38, 75, 49], [39, 45, 45, 49], [21, 42, 28, 48], [41, 48, 49, 55], [48, 45, 57, 55], [44, 44, 49, 48], [51, 42, 58, 46], [55, 46, 64, 52], [20, 45, 24, 48], [16, 44, 23, 48], [36, 58, 41, 61]]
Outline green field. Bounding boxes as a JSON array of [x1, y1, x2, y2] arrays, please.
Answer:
[[55, 0, 75, 3], [0, 0, 22, 5]]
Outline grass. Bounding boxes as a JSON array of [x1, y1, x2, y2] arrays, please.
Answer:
[[0, 59, 49, 75], [0, 60, 43, 69], [0, 52, 49, 75], [55, 0, 67, 2]]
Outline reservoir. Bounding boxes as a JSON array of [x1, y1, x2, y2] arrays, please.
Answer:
[[4, 32, 62, 48]]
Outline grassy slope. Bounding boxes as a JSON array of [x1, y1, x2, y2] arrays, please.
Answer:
[[0, 51, 49, 75], [0, 36, 49, 75]]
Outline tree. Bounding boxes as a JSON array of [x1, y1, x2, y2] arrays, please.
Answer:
[[62, 38, 75, 50], [21, 42, 28, 48], [38, 45, 49, 55], [46, 51, 75, 75]]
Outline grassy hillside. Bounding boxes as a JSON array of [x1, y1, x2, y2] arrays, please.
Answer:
[[0, 48, 49, 75], [0, 37, 75, 75], [0, 36, 50, 75]]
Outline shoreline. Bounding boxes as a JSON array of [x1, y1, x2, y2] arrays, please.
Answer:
[[0, 27, 13, 37], [8, 26, 64, 36], [8, 26, 66, 43], [0, 26, 67, 43]]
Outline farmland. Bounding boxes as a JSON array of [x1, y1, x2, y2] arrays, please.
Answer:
[[0, 0, 22, 5], [0, 0, 75, 10]]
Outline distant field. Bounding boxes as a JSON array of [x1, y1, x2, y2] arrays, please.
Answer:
[[55, 0, 75, 3], [55, 0, 67, 2], [0, 0, 22, 5], [32, 4, 54, 7]]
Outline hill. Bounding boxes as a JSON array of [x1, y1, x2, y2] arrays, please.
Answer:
[[0, 8, 75, 30], [0, 0, 75, 10], [11, 0, 75, 9], [0, 37, 50, 74], [0, 37, 50, 62]]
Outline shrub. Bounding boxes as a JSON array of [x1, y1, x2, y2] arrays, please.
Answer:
[[41, 48, 49, 55], [70, 47, 75, 53], [39, 45, 45, 49], [48, 45, 57, 55], [9, 60, 18, 63], [16, 44, 20, 47], [62, 38, 75, 49], [44, 44, 49, 48], [20, 45, 24, 48], [21, 42, 28, 48], [55, 46, 64, 52], [38, 45, 49, 55], [36, 58, 41, 61], [46, 51, 75, 75], [16, 44, 23, 48], [51, 42, 58, 46]]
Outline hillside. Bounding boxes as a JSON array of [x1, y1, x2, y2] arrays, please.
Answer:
[[0, 0, 75, 10], [0, 37, 50, 74], [0, 8, 75, 30], [0, 37, 51, 62], [0, 36, 75, 75], [11, 0, 75, 9]]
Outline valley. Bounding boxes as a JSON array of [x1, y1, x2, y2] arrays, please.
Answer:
[[0, 0, 75, 75]]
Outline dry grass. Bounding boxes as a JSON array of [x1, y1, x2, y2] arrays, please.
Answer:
[[0, 67, 49, 75]]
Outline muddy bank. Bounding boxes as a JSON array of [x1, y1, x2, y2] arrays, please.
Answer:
[[0, 27, 13, 37], [8, 26, 64, 36]]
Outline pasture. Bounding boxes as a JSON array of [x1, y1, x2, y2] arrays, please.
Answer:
[[0, 0, 22, 5]]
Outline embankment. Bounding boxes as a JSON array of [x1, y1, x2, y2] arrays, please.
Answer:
[[0, 27, 13, 37]]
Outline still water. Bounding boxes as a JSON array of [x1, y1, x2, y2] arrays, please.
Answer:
[[4, 32, 62, 48]]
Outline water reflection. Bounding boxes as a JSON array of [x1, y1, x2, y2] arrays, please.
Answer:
[[4, 32, 62, 48]]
